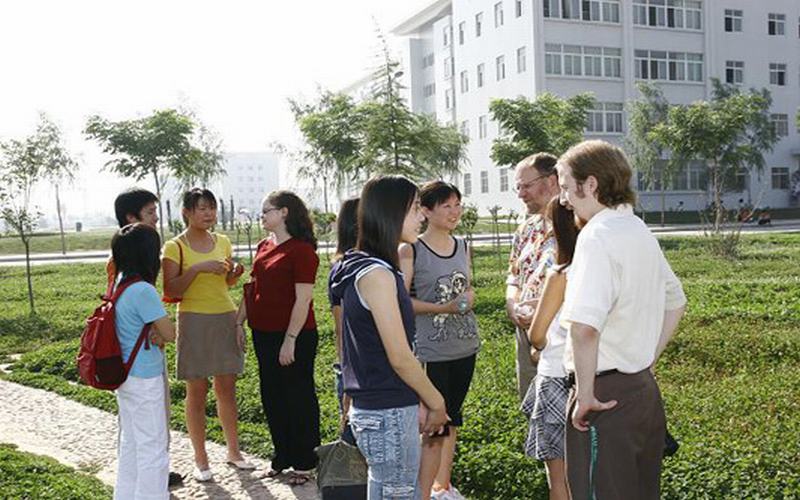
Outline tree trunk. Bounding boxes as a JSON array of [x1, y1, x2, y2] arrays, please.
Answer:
[[660, 172, 666, 227], [712, 161, 723, 232], [220, 197, 227, 231], [23, 236, 35, 315], [152, 169, 165, 240], [323, 175, 329, 214], [55, 185, 67, 255]]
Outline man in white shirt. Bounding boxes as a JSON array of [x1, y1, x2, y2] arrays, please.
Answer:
[[556, 140, 687, 499]]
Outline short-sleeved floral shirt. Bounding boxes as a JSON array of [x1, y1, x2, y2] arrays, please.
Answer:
[[507, 213, 555, 303]]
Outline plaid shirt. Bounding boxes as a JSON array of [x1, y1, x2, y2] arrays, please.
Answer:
[[507, 213, 555, 302]]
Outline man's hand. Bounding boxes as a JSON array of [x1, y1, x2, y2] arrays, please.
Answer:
[[571, 395, 617, 431], [514, 298, 538, 329]]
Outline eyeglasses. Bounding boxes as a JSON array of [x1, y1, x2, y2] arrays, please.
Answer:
[[262, 207, 281, 215], [512, 174, 549, 193]]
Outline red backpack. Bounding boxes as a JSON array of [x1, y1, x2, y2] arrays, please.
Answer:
[[77, 277, 151, 390]]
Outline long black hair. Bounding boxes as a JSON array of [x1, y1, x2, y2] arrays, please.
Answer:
[[547, 197, 579, 270], [357, 176, 418, 268], [267, 190, 318, 249], [334, 198, 359, 260], [111, 223, 162, 284]]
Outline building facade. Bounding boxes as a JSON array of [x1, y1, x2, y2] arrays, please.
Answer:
[[390, 0, 800, 213], [213, 152, 281, 220]]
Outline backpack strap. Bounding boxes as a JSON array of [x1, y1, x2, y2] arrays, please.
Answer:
[[123, 323, 152, 374]]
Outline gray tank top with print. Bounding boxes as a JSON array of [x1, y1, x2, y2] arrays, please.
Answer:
[[411, 236, 480, 362]]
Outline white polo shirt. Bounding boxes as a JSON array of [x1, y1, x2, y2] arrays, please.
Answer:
[[561, 205, 686, 373]]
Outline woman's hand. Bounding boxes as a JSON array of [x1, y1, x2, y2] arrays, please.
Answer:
[[227, 258, 245, 278], [193, 260, 228, 275], [278, 336, 296, 366], [235, 324, 247, 353], [420, 403, 449, 436]]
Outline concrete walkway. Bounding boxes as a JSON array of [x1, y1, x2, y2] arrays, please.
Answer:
[[2, 220, 799, 267], [0, 377, 318, 499]]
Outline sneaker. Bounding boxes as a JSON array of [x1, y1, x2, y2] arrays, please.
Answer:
[[431, 485, 466, 500], [430, 489, 449, 500], [192, 466, 213, 482]]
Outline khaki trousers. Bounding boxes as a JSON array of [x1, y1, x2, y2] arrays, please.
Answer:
[[514, 325, 538, 401]]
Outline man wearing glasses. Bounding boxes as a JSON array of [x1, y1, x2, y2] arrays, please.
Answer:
[[505, 153, 560, 400]]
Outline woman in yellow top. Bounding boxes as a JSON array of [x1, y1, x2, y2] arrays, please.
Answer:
[[162, 188, 251, 482]]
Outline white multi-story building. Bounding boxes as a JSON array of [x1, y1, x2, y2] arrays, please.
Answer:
[[214, 152, 281, 219], [390, 0, 800, 212]]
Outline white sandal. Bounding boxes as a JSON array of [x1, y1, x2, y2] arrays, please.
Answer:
[[192, 466, 214, 482], [227, 459, 256, 470]]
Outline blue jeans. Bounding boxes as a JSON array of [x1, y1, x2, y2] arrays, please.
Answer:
[[349, 405, 421, 500]]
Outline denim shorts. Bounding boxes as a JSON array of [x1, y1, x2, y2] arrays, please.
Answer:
[[349, 405, 421, 500]]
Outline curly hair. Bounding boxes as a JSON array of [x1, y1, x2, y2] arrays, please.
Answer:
[[267, 190, 318, 249]]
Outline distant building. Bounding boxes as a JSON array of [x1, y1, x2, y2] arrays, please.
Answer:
[[213, 152, 281, 220], [370, 0, 800, 213]]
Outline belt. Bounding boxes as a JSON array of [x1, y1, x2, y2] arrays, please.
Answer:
[[565, 369, 619, 389]]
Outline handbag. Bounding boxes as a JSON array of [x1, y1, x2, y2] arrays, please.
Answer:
[[315, 436, 367, 500]]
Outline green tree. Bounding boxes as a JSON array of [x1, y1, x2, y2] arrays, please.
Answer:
[[360, 47, 468, 180], [289, 91, 363, 213], [626, 83, 675, 226], [0, 133, 48, 313], [34, 114, 79, 255], [652, 79, 778, 231], [489, 92, 595, 166], [176, 107, 226, 190], [85, 109, 202, 239]]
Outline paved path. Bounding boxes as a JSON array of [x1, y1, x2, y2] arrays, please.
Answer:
[[2, 221, 799, 267], [0, 377, 318, 499]]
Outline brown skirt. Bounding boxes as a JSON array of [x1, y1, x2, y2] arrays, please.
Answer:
[[176, 311, 244, 380]]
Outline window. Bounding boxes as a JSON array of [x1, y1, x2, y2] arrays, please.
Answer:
[[443, 25, 451, 46], [724, 9, 743, 32], [725, 61, 744, 84], [480, 170, 489, 193], [633, 0, 702, 30], [544, 0, 620, 23], [517, 46, 527, 73], [771, 114, 789, 137], [464, 173, 472, 196], [516, 0, 523, 17], [460, 120, 470, 138], [475, 12, 483, 37], [586, 102, 623, 133], [477, 63, 485, 87], [687, 161, 707, 190], [496, 55, 506, 80], [769, 63, 786, 86], [423, 83, 436, 98], [563, 45, 582, 75], [768, 13, 785, 35], [495, 2, 504, 27], [732, 168, 749, 192], [545, 44, 621, 78], [444, 57, 454, 79], [545, 43, 562, 74], [422, 53, 435, 68], [772, 167, 789, 189], [603, 47, 622, 77], [445, 88, 453, 110], [458, 22, 466, 44], [479, 115, 488, 139], [636, 49, 702, 82], [500, 168, 509, 192], [583, 46, 603, 77], [460, 70, 469, 93]]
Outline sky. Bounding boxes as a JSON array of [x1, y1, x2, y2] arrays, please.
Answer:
[[0, 0, 432, 223]]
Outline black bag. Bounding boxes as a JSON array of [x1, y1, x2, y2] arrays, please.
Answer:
[[316, 439, 367, 500], [664, 428, 679, 457]]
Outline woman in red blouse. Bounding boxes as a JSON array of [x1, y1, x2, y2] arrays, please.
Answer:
[[236, 190, 320, 485]]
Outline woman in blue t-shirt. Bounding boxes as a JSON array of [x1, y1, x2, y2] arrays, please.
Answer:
[[329, 176, 448, 500], [111, 223, 176, 500]]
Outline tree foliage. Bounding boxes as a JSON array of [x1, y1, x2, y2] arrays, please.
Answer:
[[489, 92, 595, 166], [651, 79, 778, 231], [290, 45, 468, 206], [85, 109, 203, 238]]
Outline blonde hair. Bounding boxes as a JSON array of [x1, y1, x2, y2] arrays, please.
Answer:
[[559, 140, 636, 207]]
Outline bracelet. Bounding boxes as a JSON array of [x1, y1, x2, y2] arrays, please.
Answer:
[[287, 333, 298, 339]]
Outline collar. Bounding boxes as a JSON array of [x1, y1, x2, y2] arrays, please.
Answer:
[[583, 204, 633, 230]]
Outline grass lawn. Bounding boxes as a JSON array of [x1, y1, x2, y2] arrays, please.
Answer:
[[1, 235, 799, 499], [0, 443, 111, 500]]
